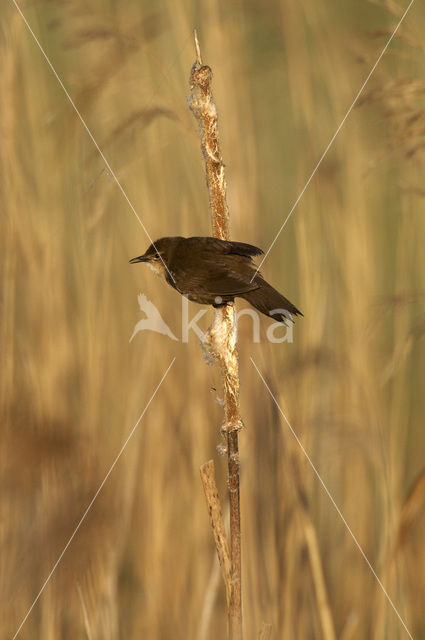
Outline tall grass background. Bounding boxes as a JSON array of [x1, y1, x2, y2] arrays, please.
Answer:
[[1, 1, 425, 638]]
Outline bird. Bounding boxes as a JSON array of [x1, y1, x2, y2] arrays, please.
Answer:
[[130, 236, 302, 324]]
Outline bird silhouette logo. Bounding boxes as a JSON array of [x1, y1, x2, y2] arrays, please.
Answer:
[[129, 294, 178, 342]]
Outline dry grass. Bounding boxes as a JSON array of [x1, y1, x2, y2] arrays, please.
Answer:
[[1, 1, 425, 639]]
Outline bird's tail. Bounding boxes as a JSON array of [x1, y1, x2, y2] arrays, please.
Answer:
[[243, 280, 303, 324]]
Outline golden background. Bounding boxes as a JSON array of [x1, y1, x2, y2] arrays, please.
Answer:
[[1, 0, 424, 638]]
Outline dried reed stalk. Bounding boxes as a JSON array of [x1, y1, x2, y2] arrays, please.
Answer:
[[200, 460, 232, 603], [188, 32, 243, 640], [76, 582, 94, 640], [292, 454, 336, 640], [301, 510, 337, 640]]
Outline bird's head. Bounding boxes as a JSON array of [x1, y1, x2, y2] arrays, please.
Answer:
[[129, 237, 178, 277]]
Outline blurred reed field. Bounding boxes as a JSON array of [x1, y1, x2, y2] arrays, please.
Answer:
[[1, 0, 425, 638]]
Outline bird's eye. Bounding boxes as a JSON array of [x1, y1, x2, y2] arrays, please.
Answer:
[[155, 253, 160, 259]]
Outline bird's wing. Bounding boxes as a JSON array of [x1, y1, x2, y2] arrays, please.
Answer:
[[186, 237, 263, 258], [169, 259, 260, 298], [221, 239, 264, 257]]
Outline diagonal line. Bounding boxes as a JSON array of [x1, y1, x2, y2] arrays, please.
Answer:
[[12, 358, 176, 640], [252, 0, 415, 281], [250, 357, 414, 640], [11, 0, 176, 284]]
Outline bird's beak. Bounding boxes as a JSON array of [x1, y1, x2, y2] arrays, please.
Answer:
[[129, 255, 149, 264]]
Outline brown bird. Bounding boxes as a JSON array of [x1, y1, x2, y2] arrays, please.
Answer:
[[130, 236, 302, 323]]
